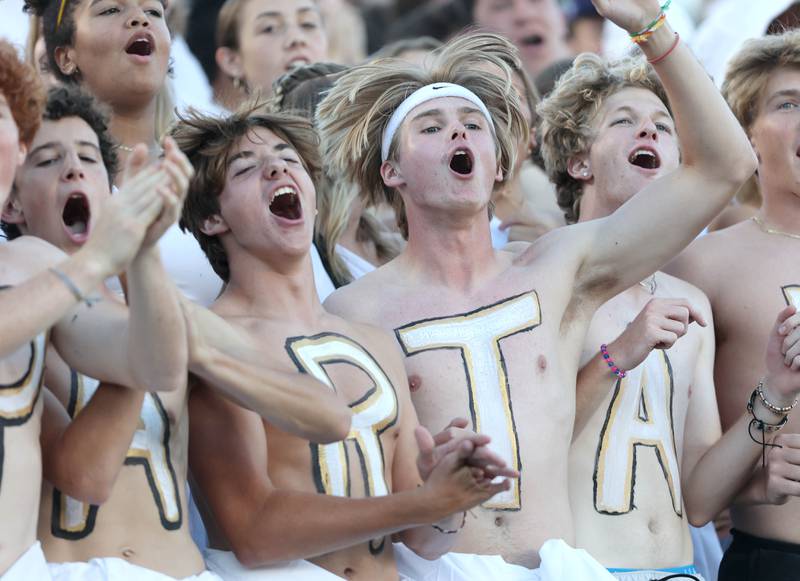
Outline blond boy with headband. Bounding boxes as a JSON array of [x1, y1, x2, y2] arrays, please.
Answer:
[[318, 0, 756, 576], [668, 29, 800, 581]]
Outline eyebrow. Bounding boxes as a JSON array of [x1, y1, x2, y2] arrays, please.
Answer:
[[767, 89, 800, 102], [611, 105, 672, 122], [255, 6, 316, 18], [28, 140, 101, 158], [410, 106, 485, 123]]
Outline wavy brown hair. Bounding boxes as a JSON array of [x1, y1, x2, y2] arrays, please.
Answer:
[[172, 104, 321, 282], [537, 52, 669, 224]]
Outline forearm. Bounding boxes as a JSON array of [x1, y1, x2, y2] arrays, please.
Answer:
[[227, 488, 439, 567], [641, 24, 754, 177], [44, 385, 144, 505], [398, 512, 464, 560], [191, 350, 351, 444], [574, 351, 617, 440], [125, 247, 187, 391], [683, 396, 785, 524], [0, 254, 107, 358]]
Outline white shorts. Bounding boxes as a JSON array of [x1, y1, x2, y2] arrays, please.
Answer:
[[690, 523, 721, 581], [203, 548, 344, 580], [611, 569, 704, 581], [1, 542, 51, 581], [49, 558, 221, 581], [394, 539, 616, 581]]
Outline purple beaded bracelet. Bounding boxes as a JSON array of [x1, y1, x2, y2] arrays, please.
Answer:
[[600, 344, 627, 379]]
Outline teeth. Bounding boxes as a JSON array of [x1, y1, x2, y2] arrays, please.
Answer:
[[271, 186, 296, 201], [633, 150, 655, 158], [454, 150, 468, 156]]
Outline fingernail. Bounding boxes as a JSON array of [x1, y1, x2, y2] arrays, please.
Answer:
[[780, 326, 787, 334]]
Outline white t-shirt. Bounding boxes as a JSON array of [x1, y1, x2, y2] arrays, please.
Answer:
[[335, 244, 376, 281]]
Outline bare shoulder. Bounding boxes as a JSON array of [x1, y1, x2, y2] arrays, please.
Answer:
[[514, 219, 594, 271], [324, 264, 401, 325], [665, 223, 750, 294]]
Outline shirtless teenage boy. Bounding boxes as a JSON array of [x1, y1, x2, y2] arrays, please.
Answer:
[[174, 107, 513, 581], [0, 42, 190, 580], [668, 30, 800, 581], [537, 52, 800, 581], [5, 85, 352, 581], [318, 0, 756, 573]]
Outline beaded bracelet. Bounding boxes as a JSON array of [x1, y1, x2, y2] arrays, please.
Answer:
[[630, 0, 672, 44], [600, 344, 627, 379], [747, 387, 789, 433], [756, 380, 798, 415]]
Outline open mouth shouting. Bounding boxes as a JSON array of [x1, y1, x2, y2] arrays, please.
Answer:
[[449, 148, 474, 177], [269, 185, 303, 222], [520, 33, 545, 48], [628, 147, 661, 171], [125, 32, 154, 60], [62, 192, 91, 244]]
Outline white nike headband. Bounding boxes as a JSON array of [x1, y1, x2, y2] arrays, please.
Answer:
[[380, 82, 495, 162]]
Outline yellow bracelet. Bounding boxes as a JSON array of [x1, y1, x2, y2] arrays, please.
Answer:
[[631, 13, 667, 44]]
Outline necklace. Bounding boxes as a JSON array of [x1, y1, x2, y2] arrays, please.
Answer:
[[639, 273, 657, 295], [116, 143, 163, 156], [752, 215, 800, 240]]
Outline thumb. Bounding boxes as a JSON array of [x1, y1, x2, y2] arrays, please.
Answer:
[[777, 305, 797, 335], [415, 426, 435, 459], [687, 303, 708, 328], [123, 143, 150, 183]]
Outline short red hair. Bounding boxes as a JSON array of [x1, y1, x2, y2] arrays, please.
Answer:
[[0, 40, 45, 146]]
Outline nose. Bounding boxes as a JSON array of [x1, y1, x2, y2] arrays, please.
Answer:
[[264, 157, 289, 179], [62, 154, 85, 182], [285, 24, 308, 49], [127, 7, 151, 28], [638, 120, 658, 141], [450, 123, 467, 142]]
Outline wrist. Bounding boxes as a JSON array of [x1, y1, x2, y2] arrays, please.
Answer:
[[758, 376, 798, 415], [600, 342, 629, 379], [74, 244, 116, 281], [130, 245, 163, 271], [637, 22, 676, 61]]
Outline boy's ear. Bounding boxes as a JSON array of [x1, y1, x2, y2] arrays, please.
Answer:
[[200, 214, 229, 236]]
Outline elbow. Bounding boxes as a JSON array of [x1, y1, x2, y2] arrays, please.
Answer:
[[398, 530, 445, 561], [59, 471, 115, 505], [134, 369, 186, 393], [685, 503, 713, 528], [302, 405, 352, 445], [319, 408, 353, 445], [231, 536, 283, 569]]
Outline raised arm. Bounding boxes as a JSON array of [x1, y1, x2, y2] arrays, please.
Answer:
[[576, 0, 756, 301], [51, 141, 191, 392], [188, 382, 505, 568], [181, 299, 351, 443], [0, 160, 167, 359]]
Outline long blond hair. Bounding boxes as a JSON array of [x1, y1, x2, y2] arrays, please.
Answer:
[[316, 41, 528, 238]]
